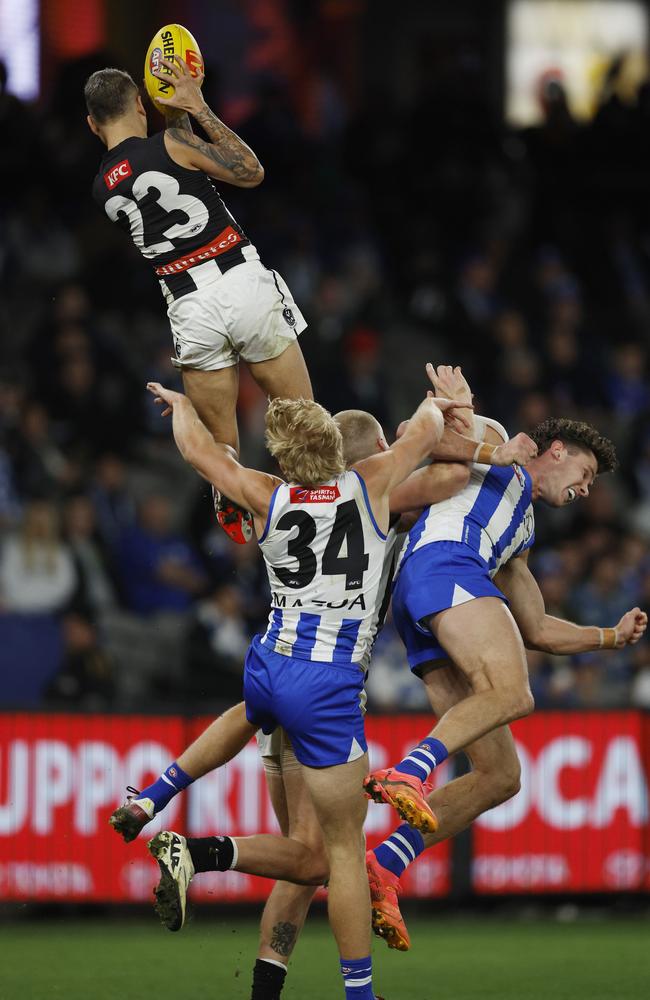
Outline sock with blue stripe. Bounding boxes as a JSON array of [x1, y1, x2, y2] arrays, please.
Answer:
[[340, 956, 375, 1000], [373, 822, 425, 878], [137, 761, 194, 815], [393, 736, 448, 782]]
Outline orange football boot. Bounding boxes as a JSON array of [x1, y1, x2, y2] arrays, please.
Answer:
[[366, 850, 410, 952], [363, 767, 438, 834]]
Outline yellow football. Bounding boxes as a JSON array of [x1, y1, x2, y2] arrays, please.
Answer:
[[144, 23, 204, 111]]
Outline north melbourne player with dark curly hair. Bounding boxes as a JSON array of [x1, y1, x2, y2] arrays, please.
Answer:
[[363, 370, 646, 950]]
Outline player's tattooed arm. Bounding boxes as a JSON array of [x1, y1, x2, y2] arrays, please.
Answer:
[[269, 921, 298, 958], [167, 115, 263, 185], [163, 109, 193, 135], [155, 55, 263, 186]]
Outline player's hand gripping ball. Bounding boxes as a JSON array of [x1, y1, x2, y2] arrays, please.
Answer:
[[144, 24, 204, 113]]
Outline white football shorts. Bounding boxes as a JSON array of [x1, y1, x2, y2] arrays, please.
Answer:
[[162, 259, 307, 371]]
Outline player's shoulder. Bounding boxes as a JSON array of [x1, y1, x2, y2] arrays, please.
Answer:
[[475, 414, 509, 444]]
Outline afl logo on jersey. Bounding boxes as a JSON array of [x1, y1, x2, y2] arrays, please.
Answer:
[[104, 159, 132, 190]]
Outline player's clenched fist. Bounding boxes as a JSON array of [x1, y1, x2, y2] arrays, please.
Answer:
[[492, 432, 538, 468], [614, 608, 648, 646]]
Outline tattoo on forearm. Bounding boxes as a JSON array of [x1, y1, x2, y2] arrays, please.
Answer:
[[164, 110, 193, 133], [269, 921, 298, 957], [169, 104, 260, 181]]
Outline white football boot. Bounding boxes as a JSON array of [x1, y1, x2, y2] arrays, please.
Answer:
[[148, 831, 195, 931]]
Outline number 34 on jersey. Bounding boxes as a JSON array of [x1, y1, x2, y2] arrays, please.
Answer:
[[258, 471, 392, 669]]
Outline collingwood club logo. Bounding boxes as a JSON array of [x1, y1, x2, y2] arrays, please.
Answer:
[[283, 306, 296, 327]]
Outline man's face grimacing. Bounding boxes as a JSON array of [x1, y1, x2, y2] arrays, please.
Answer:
[[542, 440, 598, 506]]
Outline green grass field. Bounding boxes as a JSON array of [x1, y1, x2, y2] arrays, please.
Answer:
[[3, 914, 649, 1000]]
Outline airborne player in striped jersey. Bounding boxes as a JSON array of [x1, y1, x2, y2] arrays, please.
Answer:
[[85, 57, 311, 545]]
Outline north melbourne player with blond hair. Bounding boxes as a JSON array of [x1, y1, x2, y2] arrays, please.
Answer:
[[141, 378, 469, 1000]]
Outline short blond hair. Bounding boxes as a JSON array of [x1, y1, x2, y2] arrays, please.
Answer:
[[335, 409, 384, 466], [265, 398, 345, 487]]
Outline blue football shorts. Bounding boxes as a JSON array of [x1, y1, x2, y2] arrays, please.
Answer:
[[392, 540, 507, 673], [243, 635, 367, 768]]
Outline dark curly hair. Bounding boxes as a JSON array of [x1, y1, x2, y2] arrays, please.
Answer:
[[530, 418, 618, 474]]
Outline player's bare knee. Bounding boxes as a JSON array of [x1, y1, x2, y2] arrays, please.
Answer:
[[289, 828, 329, 884], [304, 851, 329, 885], [510, 687, 534, 720], [490, 755, 521, 805], [469, 745, 521, 806], [298, 844, 329, 884]]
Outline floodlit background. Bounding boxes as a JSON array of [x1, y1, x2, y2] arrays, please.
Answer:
[[0, 2, 649, 998]]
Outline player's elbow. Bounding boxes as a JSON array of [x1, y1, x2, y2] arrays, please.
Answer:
[[522, 626, 552, 654], [238, 162, 265, 187]]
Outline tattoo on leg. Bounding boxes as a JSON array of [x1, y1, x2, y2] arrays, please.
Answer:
[[270, 921, 298, 957]]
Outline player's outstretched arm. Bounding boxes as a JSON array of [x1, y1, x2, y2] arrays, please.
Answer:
[[495, 552, 648, 653], [356, 394, 462, 498], [389, 462, 470, 516], [146, 382, 279, 523], [154, 56, 264, 187], [429, 426, 538, 467]]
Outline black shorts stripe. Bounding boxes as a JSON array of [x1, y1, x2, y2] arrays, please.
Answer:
[[268, 268, 287, 305], [218, 246, 246, 274], [163, 270, 198, 300]]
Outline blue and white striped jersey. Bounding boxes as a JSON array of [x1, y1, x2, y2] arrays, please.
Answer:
[[398, 462, 535, 578], [258, 470, 395, 671]]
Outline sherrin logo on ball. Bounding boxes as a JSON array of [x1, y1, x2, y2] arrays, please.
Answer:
[[144, 23, 204, 110]]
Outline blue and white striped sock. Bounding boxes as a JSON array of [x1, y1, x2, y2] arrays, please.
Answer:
[[393, 736, 448, 782], [340, 956, 375, 1000], [373, 823, 425, 878]]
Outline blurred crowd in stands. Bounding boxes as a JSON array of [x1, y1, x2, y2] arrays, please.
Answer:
[[1, 50, 650, 714]]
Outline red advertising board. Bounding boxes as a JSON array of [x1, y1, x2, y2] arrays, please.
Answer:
[[0, 712, 449, 903], [472, 712, 650, 893], [0, 712, 647, 902], [0, 714, 185, 902]]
